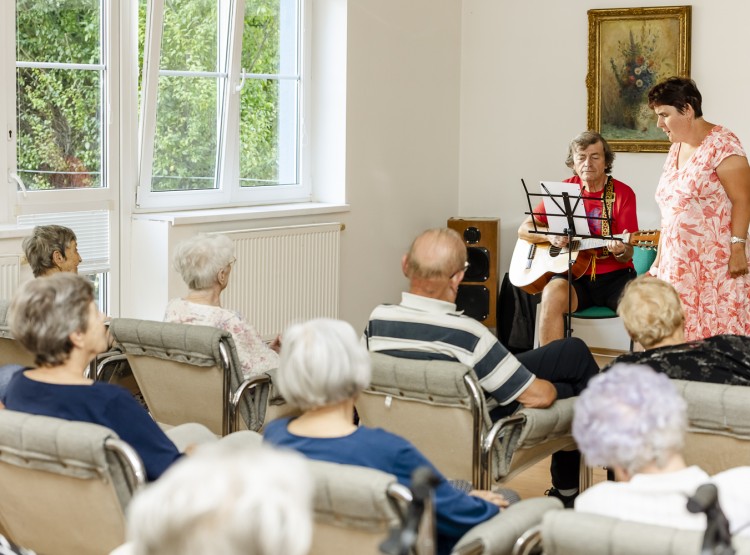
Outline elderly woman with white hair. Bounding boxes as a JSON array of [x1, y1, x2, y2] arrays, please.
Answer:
[[165, 233, 279, 377], [573, 364, 750, 535], [603, 275, 750, 385], [264, 318, 517, 555], [122, 441, 312, 555]]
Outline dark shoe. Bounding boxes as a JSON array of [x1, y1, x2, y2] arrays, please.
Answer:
[[545, 487, 577, 509]]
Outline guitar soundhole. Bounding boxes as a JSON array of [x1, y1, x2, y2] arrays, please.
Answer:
[[549, 247, 561, 257]]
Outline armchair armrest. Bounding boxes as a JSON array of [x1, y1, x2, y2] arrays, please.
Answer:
[[229, 373, 271, 433], [453, 497, 563, 555]]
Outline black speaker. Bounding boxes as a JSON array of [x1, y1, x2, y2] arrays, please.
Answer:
[[447, 218, 500, 328], [456, 285, 490, 321]]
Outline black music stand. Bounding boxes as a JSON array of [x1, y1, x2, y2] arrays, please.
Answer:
[[520, 178, 617, 338]]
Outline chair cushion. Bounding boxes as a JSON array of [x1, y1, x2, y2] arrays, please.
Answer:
[[541, 509, 750, 555], [0, 409, 116, 480], [308, 459, 402, 532], [368, 352, 491, 429], [632, 246, 657, 276], [571, 306, 617, 319], [110, 319, 229, 368], [454, 497, 562, 554], [673, 379, 750, 438]]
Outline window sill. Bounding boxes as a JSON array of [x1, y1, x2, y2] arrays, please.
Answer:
[[0, 224, 35, 240], [131, 202, 350, 226]]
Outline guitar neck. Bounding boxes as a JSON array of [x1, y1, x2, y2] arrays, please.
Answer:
[[575, 237, 613, 251]]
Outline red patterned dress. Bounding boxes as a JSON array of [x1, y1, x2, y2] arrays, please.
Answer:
[[655, 125, 750, 340]]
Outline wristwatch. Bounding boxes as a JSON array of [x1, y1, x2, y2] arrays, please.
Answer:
[[730, 236, 747, 244]]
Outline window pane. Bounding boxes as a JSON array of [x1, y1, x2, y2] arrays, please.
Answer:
[[16, 67, 102, 190], [87, 272, 109, 315], [17, 0, 100, 65], [138, 0, 147, 102], [239, 0, 299, 186], [239, 78, 298, 185], [149, 0, 225, 192], [242, 0, 297, 75], [151, 76, 218, 191], [161, 0, 218, 72]]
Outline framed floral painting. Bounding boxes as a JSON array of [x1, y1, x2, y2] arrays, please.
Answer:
[[587, 6, 691, 152]]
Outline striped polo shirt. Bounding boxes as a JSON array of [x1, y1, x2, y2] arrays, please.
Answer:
[[365, 292, 535, 406]]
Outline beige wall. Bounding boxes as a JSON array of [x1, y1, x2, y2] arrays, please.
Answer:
[[340, 0, 462, 330], [459, 0, 750, 275], [8, 1, 750, 338], [124, 0, 463, 331]]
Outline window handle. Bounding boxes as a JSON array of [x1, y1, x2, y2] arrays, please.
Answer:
[[235, 68, 246, 93], [10, 172, 28, 199]]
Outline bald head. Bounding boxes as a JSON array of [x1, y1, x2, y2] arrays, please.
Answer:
[[403, 228, 467, 283]]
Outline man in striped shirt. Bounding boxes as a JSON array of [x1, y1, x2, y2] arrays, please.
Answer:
[[364, 228, 599, 506]]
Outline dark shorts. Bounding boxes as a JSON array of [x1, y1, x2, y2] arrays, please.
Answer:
[[550, 267, 635, 312]]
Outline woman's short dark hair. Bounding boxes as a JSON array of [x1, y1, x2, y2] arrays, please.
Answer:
[[648, 76, 703, 118], [22, 225, 77, 277]]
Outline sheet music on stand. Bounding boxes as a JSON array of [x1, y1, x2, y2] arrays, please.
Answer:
[[519, 177, 617, 338], [540, 181, 588, 238], [520, 178, 618, 242]]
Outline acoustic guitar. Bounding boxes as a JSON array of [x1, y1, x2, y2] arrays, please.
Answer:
[[509, 230, 660, 295]]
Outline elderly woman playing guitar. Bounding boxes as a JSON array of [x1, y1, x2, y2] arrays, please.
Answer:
[[516, 130, 639, 346]]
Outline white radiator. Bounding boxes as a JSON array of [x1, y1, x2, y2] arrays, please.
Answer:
[[0, 256, 21, 301], [220, 223, 342, 338]]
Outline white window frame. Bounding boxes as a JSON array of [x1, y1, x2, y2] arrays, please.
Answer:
[[136, 0, 309, 211], [2, 0, 123, 314]]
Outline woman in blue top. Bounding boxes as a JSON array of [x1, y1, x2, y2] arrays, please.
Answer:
[[263, 318, 508, 555], [2, 273, 182, 481]]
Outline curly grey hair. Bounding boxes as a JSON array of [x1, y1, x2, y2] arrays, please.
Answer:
[[573, 364, 687, 476], [172, 234, 235, 291], [618, 275, 684, 349]]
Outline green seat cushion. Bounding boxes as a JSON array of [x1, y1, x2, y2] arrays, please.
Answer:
[[572, 306, 617, 319]]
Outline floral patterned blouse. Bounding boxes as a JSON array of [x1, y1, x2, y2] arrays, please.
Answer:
[[654, 125, 750, 340], [164, 298, 279, 377]]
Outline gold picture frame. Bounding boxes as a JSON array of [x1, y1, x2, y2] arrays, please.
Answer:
[[587, 6, 691, 152]]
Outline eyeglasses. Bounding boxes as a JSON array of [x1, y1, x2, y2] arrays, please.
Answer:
[[449, 261, 470, 279]]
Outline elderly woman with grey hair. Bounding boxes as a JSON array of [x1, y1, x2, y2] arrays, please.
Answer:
[[573, 364, 750, 535], [264, 318, 518, 555], [164, 233, 279, 377], [604, 275, 750, 385], [22, 224, 82, 277], [122, 441, 312, 555], [1, 274, 183, 481]]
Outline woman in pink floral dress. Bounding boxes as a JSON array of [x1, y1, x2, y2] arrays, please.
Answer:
[[647, 77, 750, 340], [165, 233, 280, 377]]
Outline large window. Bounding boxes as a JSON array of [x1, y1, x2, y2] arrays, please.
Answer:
[[8, 0, 115, 311], [15, 0, 105, 191], [137, 0, 306, 210]]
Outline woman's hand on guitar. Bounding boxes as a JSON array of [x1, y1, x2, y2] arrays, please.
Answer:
[[549, 235, 569, 248]]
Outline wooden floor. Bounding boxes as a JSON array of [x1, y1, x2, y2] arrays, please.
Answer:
[[501, 456, 608, 500], [499, 347, 620, 500]]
